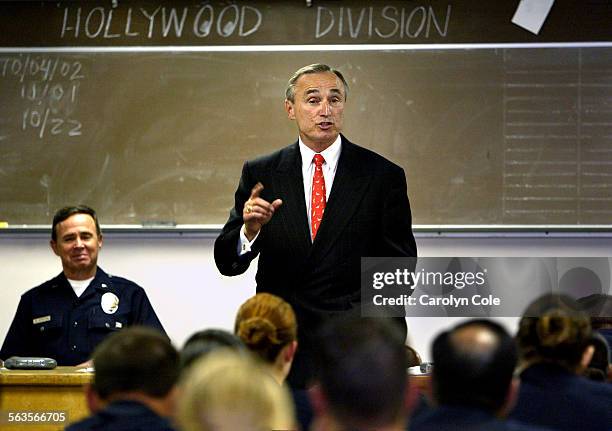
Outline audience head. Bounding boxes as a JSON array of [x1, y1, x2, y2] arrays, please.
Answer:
[[91, 327, 179, 400], [312, 317, 411, 430], [517, 293, 593, 373], [431, 319, 518, 414], [178, 350, 295, 431], [180, 328, 246, 372], [234, 293, 297, 383]]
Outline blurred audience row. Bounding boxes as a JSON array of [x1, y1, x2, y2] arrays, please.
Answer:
[[66, 292, 612, 431]]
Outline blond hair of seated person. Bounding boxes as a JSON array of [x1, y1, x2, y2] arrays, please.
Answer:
[[234, 292, 298, 384], [177, 350, 296, 431]]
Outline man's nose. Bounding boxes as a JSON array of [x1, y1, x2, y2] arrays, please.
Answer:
[[74, 237, 84, 247], [320, 100, 331, 116]]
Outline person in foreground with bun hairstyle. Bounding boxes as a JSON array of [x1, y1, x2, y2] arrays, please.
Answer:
[[177, 350, 296, 431], [234, 292, 314, 431], [234, 292, 298, 385], [510, 293, 612, 431]]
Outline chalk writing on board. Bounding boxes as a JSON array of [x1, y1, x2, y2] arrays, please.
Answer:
[[60, 4, 262, 39], [0, 55, 83, 140], [315, 5, 452, 39]]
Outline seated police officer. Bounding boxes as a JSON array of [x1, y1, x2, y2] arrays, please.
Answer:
[[0, 205, 165, 365]]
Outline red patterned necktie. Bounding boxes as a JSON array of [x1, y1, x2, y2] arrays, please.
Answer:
[[311, 154, 326, 240]]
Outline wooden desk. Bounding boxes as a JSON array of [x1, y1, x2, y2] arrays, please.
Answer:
[[0, 366, 93, 431]]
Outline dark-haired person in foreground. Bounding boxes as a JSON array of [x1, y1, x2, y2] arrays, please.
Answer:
[[179, 328, 246, 373], [510, 294, 612, 431], [66, 327, 178, 431], [214, 63, 417, 389], [310, 318, 415, 431], [0, 205, 165, 365], [410, 319, 550, 431]]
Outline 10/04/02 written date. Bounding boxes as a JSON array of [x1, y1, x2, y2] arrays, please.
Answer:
[[0, 411, 67, 424]]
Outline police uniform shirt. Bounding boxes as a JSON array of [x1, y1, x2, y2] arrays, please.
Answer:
[[0, 267, 166, 365]]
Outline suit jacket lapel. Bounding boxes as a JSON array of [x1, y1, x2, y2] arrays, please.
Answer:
[[310, 137, 371, 259], [273, 143, 311, 258]]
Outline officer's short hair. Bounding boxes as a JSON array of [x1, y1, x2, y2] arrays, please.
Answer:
[[51, 205, 101, 242], [432, 319, 517, 412], [92, 327, 179, 400], [285, 63, 349, 103]]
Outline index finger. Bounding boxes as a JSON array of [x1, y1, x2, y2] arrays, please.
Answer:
[[250, 182, 264, 200]]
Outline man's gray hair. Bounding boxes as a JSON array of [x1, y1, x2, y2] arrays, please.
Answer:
[[285, 63, 349, 103]]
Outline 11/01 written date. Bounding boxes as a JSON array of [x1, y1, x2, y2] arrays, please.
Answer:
[[0, 411, 68, 424]]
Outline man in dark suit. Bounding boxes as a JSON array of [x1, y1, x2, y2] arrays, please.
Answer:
[[214, 63, 417, 388]]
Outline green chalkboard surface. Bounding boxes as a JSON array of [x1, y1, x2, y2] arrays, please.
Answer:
[[1, 1, 612, 227]]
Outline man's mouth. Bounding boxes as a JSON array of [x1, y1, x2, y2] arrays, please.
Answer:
[[318, 122, 333, 130]]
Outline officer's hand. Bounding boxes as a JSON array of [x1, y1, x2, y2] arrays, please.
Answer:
[[76, 359, 93, 368], [243, 182, 282, 241]]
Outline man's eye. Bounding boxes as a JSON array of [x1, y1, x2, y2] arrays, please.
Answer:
[[308, 99, 319, 104]]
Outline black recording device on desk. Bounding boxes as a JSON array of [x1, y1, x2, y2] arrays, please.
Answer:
[[420, 362, 433, 374], [4, 356, 57, 369]]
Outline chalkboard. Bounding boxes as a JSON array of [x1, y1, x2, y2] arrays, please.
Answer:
[[2, 47, 612, 226], [1, 1, 612, 227]]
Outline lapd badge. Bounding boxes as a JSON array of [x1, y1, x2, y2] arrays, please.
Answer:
[[101, 292, 119, 314]]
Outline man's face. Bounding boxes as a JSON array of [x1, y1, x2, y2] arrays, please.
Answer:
[[50, 213, 102, 279], [285, 71, 346, 152]]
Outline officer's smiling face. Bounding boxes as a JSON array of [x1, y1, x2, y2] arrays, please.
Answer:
[[50, 213, 103, 280]]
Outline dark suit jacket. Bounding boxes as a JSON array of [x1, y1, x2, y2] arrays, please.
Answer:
[[510, 363, 612, 431], [214, 136, 417, 387], [410, 405, 553, 431], [65, 400, 176, 431]]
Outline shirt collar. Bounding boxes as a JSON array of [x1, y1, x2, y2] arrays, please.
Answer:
[[298, 134, 342, 169]]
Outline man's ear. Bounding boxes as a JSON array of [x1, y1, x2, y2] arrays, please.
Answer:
[[580, 345, 595, 371], [498, 377, 520, 418], [85, 383, 103, 414], [308, 384, 328, 417], [50, 240, 60, 257], [284, 341, 298, 363], [285, 99, 295, 120]]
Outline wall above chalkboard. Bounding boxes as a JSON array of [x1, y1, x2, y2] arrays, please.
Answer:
[[1, 1, 612, 228]]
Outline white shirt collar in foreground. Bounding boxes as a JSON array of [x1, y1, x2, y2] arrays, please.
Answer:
[[298, 134, 342, 170]]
